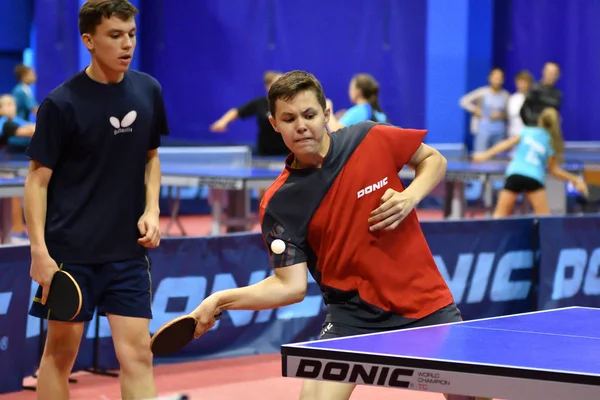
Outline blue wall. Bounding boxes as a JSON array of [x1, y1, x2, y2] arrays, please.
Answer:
[[32, 0, 81, 99], [139, 0, 426, 144], [3, 0, 598, 143], [502, 0, 600, 141], [0, 0, 33, 93]]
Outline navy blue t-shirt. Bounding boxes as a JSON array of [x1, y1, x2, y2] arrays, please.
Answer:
[[26, 70, 170, 264]]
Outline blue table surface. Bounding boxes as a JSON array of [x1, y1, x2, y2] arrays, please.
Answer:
[[0, 177, 25, 186], [163, 161, 584, 176], [0, 157, 590, 177], [0, 160, 28, 168], [256, 152, 600, 164], [290, 307, 600, 375], [160, 164, 283, 179]]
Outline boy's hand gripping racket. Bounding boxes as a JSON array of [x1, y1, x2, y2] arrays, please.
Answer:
[[150, 313, 222, 357]]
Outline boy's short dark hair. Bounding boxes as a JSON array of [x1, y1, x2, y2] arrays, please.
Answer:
[[267, 70, 327, 117], [78, 0, 139, 35]]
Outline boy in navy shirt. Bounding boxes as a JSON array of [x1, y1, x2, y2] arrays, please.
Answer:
[[25, 1, 169, 399]]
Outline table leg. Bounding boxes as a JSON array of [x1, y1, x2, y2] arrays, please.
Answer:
[[0, 198, 12, 244], [447, 181, 466, 220], [546, 176, 567, 215], [483, 178, 494, 217], [211, 199, 223, 235], [443, 180, 453, 218], [226, 189, 251, 233]]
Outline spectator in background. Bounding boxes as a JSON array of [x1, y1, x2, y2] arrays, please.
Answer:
[[11, 64, 38, 122], [520, 62, 563, 161], [328, 73, 387, 131], [520, 62, 561, 127], [507, 71, 534, 138], [0, 94, 35, 155], [459, 68, 510, 152], [0, 94, 35, 243], [210, 71, 287, 156]]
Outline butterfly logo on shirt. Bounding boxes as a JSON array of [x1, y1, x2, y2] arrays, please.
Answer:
[[110, 111, 137, 135]]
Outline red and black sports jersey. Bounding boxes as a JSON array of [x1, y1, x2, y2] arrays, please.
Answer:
[[259, 121, 454, 327]]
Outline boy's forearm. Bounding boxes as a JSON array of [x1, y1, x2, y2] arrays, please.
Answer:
[[144, 153, 161, 214], [210, 275, 305, 311], [23, 179, 49, 255], [404, 154, 447, 203]]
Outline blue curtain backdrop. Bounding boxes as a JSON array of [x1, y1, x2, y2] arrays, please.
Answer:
[[502, 0, 600, 141], [139, 0, 426, 144], [32, 0, 81, 99], [0, 0, 33, 93], [6, 0, 599, 143]]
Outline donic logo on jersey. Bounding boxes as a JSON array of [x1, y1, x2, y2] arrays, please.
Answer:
[[357, 177, 389, 198], [110, 111, 137, 135]]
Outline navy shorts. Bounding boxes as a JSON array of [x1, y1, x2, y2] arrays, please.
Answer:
[[318, 302, 462, 339], [29, 255, 153, 322]]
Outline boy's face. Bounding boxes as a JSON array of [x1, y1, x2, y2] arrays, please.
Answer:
[[82, 16, 137, 74], [0, 97, 17, 118], [268, 90, 330, 158]]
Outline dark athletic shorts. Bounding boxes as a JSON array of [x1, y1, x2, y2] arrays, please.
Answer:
[[504, 174, 544, 193], [29, 255, 153, 322], [318, 302, 463, 339]]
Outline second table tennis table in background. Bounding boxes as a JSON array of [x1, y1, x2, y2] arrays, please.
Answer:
[[0, 142, 597, 239]]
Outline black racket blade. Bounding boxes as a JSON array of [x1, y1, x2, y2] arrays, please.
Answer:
[[150, 313, 223, 357], [47, 270, 82, 321], [150, 316, 197, 357]]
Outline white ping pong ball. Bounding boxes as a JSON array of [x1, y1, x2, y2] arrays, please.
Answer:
[[271, 239, 286, 254]]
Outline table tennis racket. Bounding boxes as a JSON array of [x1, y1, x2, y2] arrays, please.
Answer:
[[46, 270, 82, 321], [150, 312, 223, 357]]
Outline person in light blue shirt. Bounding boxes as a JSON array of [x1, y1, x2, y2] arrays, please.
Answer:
[[11, 64, 38, 122], [328, 73, 387, 131], [460, 68, 510, 152], [473, 107, 587, 217]]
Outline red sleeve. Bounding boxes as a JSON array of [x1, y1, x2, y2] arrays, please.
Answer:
[[373, 125, 427, 169]]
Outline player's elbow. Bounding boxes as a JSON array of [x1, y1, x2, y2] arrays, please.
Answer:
[[437, 152, 448, 174], [274, 263, 308, 305], [25, 161, 52, 189], [284, 283, 307, 304], [425, 149, 447, 176]]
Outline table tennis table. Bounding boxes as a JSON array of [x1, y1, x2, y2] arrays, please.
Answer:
[[281, 306, 600, 400], [0, 177, 25, 244]]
